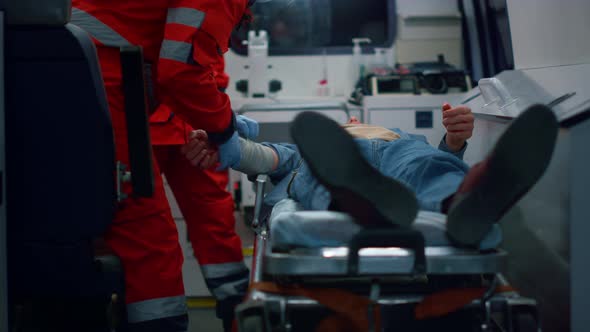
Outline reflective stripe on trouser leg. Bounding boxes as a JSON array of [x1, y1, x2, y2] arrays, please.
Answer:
[[124, 313, 189, 332], [201, 262, 250, 301], [103, 177, 187, 326], [127, 295, 188, 323], [159, 159, 248, 301], [202, 262, 250, 326]]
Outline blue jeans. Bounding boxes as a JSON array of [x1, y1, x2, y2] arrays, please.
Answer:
[[263, 129, 469, 212]]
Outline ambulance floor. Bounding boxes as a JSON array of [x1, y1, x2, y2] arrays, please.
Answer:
[[188, 308, 223, 332]]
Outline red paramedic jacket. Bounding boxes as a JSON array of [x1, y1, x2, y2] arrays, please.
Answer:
[[71, 0, 249, 142]]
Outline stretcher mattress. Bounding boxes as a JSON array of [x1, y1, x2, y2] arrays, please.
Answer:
[[262, 199, 506, 276], [269, 199, 502, 251]]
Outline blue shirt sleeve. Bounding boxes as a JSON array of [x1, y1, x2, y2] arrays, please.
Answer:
[[261, 142, 303, 184], [438, 134, 467, 160]]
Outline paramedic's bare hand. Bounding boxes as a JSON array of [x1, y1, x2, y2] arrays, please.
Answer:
[[181, 130, 208, 165], [181, 130, 219, 169], [199, 151, 219, 170], [236, 114, 259, 139], [442, 103, 474, 151]]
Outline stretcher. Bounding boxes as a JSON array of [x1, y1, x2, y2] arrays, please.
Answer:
[[236, 175, 541, 332]]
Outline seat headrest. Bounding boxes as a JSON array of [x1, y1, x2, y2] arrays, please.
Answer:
[[6, 0, 71, 26]]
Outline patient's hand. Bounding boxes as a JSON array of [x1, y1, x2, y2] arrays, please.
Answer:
[[442, 103, 474, 151], [181, 130, 220, 169]]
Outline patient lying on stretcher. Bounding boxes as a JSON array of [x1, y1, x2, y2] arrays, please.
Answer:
[[182, 103, 558, 248]]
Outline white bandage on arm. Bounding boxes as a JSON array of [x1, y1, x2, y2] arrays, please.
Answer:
[[234, 137, 277, 175]]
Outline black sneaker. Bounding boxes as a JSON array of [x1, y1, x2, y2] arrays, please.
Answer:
[[290, 112, 418, 228], [446, 104, 559, 246]]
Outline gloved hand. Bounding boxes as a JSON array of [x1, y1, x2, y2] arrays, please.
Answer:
[[217, 132, 241, 170], [236, 114, 259, 139]]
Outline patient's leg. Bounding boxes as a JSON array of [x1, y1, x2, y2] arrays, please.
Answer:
[[290, 112, 419, 228], [445, 104, 558, 247], [371, 104, 558, 247], [377, 138, 469, 212], [290, 105, 558, 249]]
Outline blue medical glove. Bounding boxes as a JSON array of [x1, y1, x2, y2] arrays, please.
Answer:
[[236, 114, 259, 139], [217, 132, 241, 170]]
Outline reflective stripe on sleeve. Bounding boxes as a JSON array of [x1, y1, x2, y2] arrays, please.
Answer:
[[166, 7, 205, 28], [127, 295, 188, 323], [71, 8, 131, 47], [159, 39, 193, 63]]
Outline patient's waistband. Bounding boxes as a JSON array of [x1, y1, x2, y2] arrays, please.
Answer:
[[341, 124, 401, 142]]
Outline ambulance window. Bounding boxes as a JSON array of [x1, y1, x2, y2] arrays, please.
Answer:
[[231, 0, 396, 55]]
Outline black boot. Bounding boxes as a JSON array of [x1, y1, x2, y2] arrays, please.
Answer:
[[446, 104, 559, 246], [290, 111, 418, 228], [217, 296, 243, 332]]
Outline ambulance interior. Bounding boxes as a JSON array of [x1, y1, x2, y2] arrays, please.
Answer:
[[0, 0, 589, 331]]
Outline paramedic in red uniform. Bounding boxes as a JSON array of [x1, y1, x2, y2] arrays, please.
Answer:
[[149, 55, 248, 331], [71, 1, 253, 330]]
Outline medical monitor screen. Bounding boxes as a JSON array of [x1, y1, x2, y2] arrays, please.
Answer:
[[231, 0, 395, 55]]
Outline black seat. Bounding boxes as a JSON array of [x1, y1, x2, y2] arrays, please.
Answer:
[[5, 3, 123, 331]]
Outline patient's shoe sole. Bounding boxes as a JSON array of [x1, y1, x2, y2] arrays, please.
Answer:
[[290, 112, 418, 228], [447, 104, 558, 246]]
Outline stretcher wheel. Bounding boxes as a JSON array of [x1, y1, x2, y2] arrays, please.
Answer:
[[241, 315, 265, 332]]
